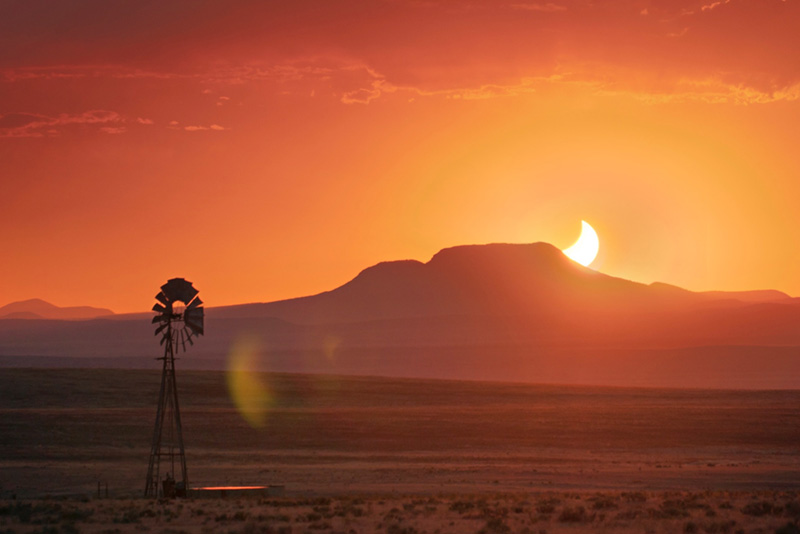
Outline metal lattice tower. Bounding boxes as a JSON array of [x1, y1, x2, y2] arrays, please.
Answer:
[[144, 278, 204, 498]]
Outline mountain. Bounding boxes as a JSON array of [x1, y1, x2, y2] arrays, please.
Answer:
[[213, 243, 672, 322], [213, 242, 796, 329], [1, 242, 798, 388], [0, 298, 114, 320]]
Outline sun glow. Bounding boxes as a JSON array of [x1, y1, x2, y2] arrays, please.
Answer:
[[562, 220, 600, 267]]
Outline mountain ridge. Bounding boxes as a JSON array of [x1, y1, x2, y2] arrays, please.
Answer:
[[209, 242, 794, 322], [0, 298, 114, 320], [1, 241, 798, 388], [3, 243, 793, 322]]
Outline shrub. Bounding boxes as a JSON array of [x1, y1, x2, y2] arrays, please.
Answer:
[[622, 492, 647, 503], [449, 501, 474, 514], [741, 501, 781, 517], [785, 501, 800, 517], [479, 516, 510, 534], [702, 520, 736, 534], [776, 522, 800, 534], [591, 497, 618, 511], [558, 506, 593, 523]]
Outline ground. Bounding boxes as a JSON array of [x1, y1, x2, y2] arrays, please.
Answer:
[[2, 368, 799, 533], [2, 491, 800, 534]]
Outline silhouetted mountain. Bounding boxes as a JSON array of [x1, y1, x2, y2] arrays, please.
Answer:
[[213, 242, 789, 324], [0, 298, 114, 320], [1, 243, 798, 388]]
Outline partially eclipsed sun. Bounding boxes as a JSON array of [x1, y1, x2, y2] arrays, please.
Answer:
[[562, 220, 599, 267]]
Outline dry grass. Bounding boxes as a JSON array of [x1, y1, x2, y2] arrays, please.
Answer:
[[3, 368, 800, 534], [0, 492, 798, 534], [3, 369, 800, 500]]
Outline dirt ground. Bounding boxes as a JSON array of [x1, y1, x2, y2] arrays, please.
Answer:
[[2, 491, 800, 534], [2, 368, 800, 532]]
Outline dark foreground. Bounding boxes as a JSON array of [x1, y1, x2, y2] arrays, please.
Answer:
[[2, 369, 800, 501], [2, 492, 800, 534]]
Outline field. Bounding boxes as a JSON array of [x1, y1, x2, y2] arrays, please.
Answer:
[[2, 368, 800, 532], [3, 491, 800, 534]]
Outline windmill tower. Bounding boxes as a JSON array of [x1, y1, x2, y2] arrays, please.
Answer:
[[144, 278, 204, 498]]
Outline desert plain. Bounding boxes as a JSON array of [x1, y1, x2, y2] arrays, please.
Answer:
[[2, 368, 800, 533]]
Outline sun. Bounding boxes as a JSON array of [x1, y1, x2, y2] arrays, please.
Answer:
[[562, 220, 600, 267]]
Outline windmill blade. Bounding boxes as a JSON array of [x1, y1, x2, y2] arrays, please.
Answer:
[[155, 292, 169, 305], [162, 278, 198, 305], [186, 297, 203, 310], [178, 282, 199, 303], [184, 308, 204, 334], [152, 303, 167, 313], [152, 315, 165, 324], [184, 314, 204, 335], [154, 323, 168, 336], [185, 322, 204, 336], [186, 333, 194, 346], [180, 329, 187, 352], [159, 334, 167, 346], [184, 307, 204, 321]]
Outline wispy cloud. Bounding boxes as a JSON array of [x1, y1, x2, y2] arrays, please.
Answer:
[[0, 110, 123, 138], [510, 2, 567, 12], [700, 0, 733, 12], [184, 124, 228, 131], [100, 126, 126, 134], [1, 65, 193, 83], [600, 78, 800, 105], [339, 65, 542, 104]]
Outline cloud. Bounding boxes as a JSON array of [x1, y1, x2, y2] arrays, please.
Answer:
[[600, 77, 800, 105], [0, 110, 124, 137], [0, 112, 49, 129], [2, 0, 797, 115], [1, 65, 192, 83], [183, 124, 228, 131], [341, 80, 386, 105], [510, 2, 567, 12], [700, 0, 733, 12], [137, 117, 154, 125]]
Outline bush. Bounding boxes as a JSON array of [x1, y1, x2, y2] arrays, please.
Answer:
[[479, 516, 510, 534], [591, 497, 618, 510], [741, 501, 781, 517], [702, 520, 736, 534], [776, 523, 800, 534], [449, 501, 474, 514], [558, 506, 593, 523]]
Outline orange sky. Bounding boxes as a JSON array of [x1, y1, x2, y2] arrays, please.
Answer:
[[1, 0, 799, 313]]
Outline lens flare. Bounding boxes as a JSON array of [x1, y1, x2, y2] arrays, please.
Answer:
[[226, 335, 272, 428], [322, 335, 341, 362]]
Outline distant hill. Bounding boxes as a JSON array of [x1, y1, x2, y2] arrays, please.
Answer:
[[0, 298, 114, 320], [214, 242, 793, 323], [1, 243, 798, 388]]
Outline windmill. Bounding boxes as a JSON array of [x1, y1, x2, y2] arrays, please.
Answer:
[[144, 278, 204, 498]]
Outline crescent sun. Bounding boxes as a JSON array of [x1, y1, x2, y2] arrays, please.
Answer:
[[562, 220, 599, 267]]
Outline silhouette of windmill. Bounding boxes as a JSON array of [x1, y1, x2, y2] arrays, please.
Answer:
[[144, 278, 204, 498]]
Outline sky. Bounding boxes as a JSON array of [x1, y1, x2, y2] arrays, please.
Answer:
[[1, 0, 799, 313]]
